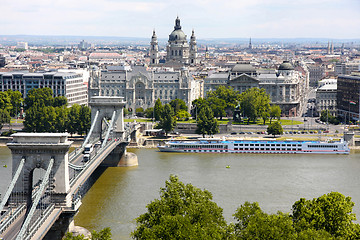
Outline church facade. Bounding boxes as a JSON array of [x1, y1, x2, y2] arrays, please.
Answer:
[[150, 17, 198, 66]]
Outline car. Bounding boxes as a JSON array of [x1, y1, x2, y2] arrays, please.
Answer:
[[304, 118, 307, 122], [257, 131, 262, 134], [247, 132, 253, 134], [239, 132, 246, 134], [323, 130, 329, 133], [83, 154, 90, 162], [231, 132, 237, 135], [309, 131, 314, 134]]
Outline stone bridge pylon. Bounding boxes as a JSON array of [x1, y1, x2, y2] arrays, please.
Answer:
[[7, 133, 73, 208], [87, 96, 126, 144]]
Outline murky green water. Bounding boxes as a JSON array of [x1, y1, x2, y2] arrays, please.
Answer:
[[1, 147, 360, 239]]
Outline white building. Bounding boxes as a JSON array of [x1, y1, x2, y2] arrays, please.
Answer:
[[0, 71, 88, 106], [315, 83, 337, 116], [89, 65, 202, 111]]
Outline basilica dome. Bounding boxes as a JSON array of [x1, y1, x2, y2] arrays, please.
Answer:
[[278, 61, 294, 70], [168, 17, 187, 42]]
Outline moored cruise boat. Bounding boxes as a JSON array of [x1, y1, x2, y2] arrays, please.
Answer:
[[157, 138, 350, 154]]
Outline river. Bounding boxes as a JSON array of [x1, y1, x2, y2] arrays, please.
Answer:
[[1, 147, 360, 239]]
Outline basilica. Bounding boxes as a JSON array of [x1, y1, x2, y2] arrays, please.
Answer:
[[150, 17, 198, 66]]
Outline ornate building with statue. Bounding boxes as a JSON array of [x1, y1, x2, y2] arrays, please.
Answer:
[[150, 17, 198, 67]]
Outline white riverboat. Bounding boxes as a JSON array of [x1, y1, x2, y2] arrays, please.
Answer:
[[157, 138, 350, 154]]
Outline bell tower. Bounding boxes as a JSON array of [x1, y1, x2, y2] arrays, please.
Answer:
[[189, 29, 198, 65], [150, 30, 159, 65]]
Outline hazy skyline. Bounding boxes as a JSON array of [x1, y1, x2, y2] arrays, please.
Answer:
[[2, 0, 360, 39]]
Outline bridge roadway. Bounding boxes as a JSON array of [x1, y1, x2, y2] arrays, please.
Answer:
[[0, 138, 123, 240]]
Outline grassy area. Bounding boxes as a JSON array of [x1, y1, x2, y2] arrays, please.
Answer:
[[10, 119, 24, 123], [124, 118, 153, 123]]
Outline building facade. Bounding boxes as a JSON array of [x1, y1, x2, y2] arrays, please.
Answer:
[[337, 73, 360, 122], [89, 65, 202, 111], [0, 71, 88, 106], [308, 64, 324, 87], [203, 61, 306, 117], [316, 84, 337, 116]]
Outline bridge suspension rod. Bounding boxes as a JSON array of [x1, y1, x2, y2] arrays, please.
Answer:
[[101, 110, 116, 148], [0, 158, 25, 214], [16, 158, 54, 240], [82, 110, 99, 148]]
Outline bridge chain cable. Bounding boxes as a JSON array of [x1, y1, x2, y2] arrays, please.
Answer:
[[0, 158, 25, 215], [101, 110, 116, 148], [16, 157, 54, 240], [81, 110, 99, 149]]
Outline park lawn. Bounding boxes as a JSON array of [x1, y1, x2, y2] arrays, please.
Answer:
[[11, 118, 24, 123], [124, 118, 153, 123]]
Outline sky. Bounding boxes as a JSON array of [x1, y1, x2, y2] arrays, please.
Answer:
[[1, 0, 360, 39]]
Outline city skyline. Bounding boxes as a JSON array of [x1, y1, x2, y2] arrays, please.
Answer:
[[1, 0, 360, 39]]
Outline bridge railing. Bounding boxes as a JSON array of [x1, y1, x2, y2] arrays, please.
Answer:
[[25, 204, 56, 240], [69, 138, 117, 188], [0, 204, 26, 235]]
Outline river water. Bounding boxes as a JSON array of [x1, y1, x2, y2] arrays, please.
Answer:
[[1, 147, 360, 239]]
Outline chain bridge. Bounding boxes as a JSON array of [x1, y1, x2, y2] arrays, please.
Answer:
[[0, 97, 139, 240]]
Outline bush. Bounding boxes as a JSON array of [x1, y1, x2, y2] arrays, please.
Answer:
[[1, 129, 17, 136]]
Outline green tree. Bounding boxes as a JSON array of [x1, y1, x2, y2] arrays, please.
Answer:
[[6, 90, 23, 117], [239, 88, 270, 124], [144, 107, 154, 119], [53, 96, 68, 107], [206, 86, 240, 116], [135, 107, 144, 117], [123, 107, 129, 117], [0, 91, 12, 112], [233, 201, 296, 240], [176, 109, 191, 121], [191, 98, 208, 120], [0, 109, 11, 130], [78, 105, 91, 135], [63, 227, 112, 240], [206, 96, 226, 120], [261, 111, 270, 125], [132, 175, 230, 240], [67, 104, 81, 136], [156, 104, 176, 136], [267, 121, 283, 137], [291, 192, 360, 239], [24, 87, 53, 110], [269, 105, 282, 124], [170, 98, 188, 115], [55, 107, 68, 132], [154, 99, 163, 121], [320, 110, 339, 124], [196, 106, 219, 137]]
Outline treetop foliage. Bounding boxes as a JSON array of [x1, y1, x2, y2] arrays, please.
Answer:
[[132, 175, 229, 239], [23, 88, 90, 134], [133, 176, 360, 239]]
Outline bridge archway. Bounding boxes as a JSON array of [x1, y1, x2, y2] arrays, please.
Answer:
[[7, 133, 72, 207], [88, 96, 126, 144]]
